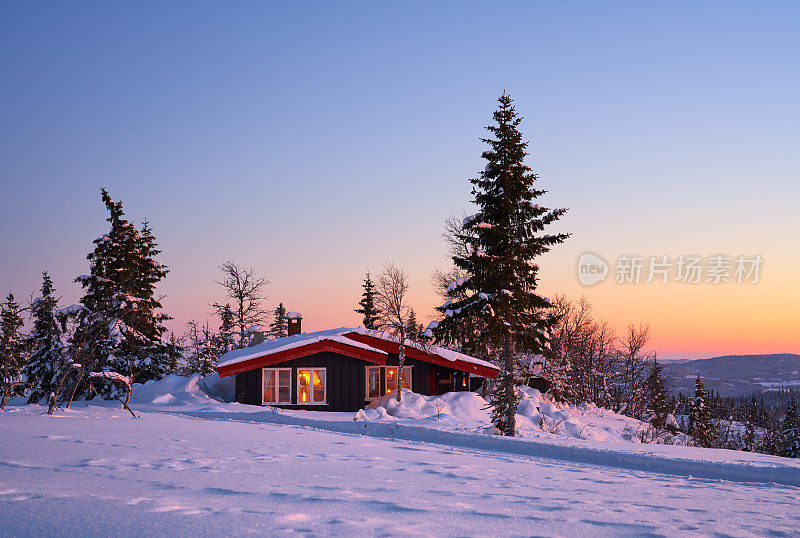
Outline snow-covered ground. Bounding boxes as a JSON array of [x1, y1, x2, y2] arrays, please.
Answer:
[[2, 376, 800, 536]]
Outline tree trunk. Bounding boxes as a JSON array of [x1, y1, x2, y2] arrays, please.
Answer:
[[48, 369, 70, 415], [503, 333, 515, 436], [65, 368, 84, 409], [396, 325, 405, 403]]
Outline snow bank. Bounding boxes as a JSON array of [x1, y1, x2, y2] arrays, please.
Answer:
[[130, 374, 221, 406], [363, 387, 663, 444], [199, 372, 236, 403], [367, 389, 488, 422]]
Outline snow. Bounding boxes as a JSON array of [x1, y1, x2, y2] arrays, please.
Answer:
[[286, 311, 302, 319], [88, 371, 130, 385], [130, 374, 215, 406], [219, 326, 499, 373], [348, 327, 499, 371], [361, 387, 677, 444], [462, 213, 479, 227], [217, 328, 387, 368], [56, 304, 85, 316], [446, 275, 471, 293], [2, 382, 800, 536]]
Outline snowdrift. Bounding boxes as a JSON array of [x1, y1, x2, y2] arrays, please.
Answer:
[[364, 387, 668, 443], [130, 373, 235, 406]]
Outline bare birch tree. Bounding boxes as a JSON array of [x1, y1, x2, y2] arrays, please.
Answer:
[[214, 261, 269, 349], [374, 263, 411, 403], [620, 322, 652, 419]]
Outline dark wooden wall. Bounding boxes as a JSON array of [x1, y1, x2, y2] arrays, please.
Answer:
[[235, 351, 371, 412], [234, 350, 480, 410]]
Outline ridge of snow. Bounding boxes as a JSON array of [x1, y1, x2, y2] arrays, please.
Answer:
[[217, 328, 386, 368], [347, 327, 498, 371]]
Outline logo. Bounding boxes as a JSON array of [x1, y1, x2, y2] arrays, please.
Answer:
[[577, 252, 609, 286]]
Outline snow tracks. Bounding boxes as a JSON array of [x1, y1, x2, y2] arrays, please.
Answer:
[[162, 408, 800, 488]]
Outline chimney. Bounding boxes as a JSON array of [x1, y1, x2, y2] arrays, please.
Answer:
[[287, 312, 302, 336], [248, 331, 264, 347]]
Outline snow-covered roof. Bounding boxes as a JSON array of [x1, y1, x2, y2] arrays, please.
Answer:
[[346, 327, 499, 371], [286, 312, 302, 319], [217, 326, 499, 374], [217, 328, 386, 368]]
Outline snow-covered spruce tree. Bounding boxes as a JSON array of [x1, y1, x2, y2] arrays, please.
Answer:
[[688, 376, 715, 448], [269, 303, 288, 339], [72, 190, 175, 395], [355, 271, 380, 329], [431, 94, 569, 436], [743, 401, 757, 452], [212, 303, 236, 355], [781, 396, 800, 458], [184, 320, 215, 376], [1, 292, 28, 397], [405, 309, 421, 341], [643, 359, 675, 433], [25, 272, 66, 403]]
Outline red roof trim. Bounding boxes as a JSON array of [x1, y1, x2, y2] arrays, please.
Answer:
[[217, 340, 387, 377], [342, 332, 499, 379]]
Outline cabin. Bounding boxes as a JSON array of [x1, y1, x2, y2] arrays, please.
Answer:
[[216, 314, 499, 412]]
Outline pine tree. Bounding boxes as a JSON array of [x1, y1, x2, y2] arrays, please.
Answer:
[[744, 398, 756, 452], [269, 303, 288, 339], [355, 272, 380, 329], [781, 396, 800, 458], [405, 309, 419, 341], [0, 292, 27, 396], [432, 94, 569, 436], [25, 273, 66, 403], [184, 320, 215, 376], [210, 304, 236, 362], [199, 323, 215, 376], [644, 359, 674, 432], [688, 376, 715, 447], [72, 190, 175, 394], [166, 332, 182, 375]]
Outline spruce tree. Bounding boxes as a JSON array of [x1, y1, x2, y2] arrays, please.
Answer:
[[688, 376, 715, 447], [269, 303, 288, 339], [644, 360, 673, 432], [744, 402, 756, 452], [25, 273, 65, 403], [355, 271, 380, 329], [73, 190, 175, 393], [212, 304, 236, 357], [405, 309, 420, 341], [781, 396, 800, 458], [432, 94, 569, 436], [0, 292, 27, 396]]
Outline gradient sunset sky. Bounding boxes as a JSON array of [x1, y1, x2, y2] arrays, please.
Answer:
[[1, 2, 798, 358]]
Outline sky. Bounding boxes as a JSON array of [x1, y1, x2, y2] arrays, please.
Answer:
[[1, 2, 798, 359]]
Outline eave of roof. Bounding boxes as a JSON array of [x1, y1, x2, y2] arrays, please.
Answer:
[[343, 331, 500, 379], [217, 337, 387, 377], [216, 326, 500, 379]]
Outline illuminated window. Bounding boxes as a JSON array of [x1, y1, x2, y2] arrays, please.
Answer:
[[366, 366, 412, 399], [298, 368, 326, 404], [385, 366, 398, 395], [367, 367, 381, 399], [263, 368, 291, 404]]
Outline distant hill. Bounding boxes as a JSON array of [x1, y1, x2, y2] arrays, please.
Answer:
[[663, 354, 800, 397]]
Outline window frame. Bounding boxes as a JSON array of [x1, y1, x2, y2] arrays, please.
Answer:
[[366, 366, 382, 400], [297, 367, 327, 405], [262, 367, 292, 405], [365, 365, 413, 400]]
